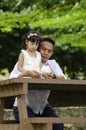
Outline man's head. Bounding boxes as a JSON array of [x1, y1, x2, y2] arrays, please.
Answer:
[[39, 37, 55, 63]]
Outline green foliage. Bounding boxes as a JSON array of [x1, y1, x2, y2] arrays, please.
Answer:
[[0, 0, 86, 79], [0, 1, 86, 47], [0, 0, 18, 11], [53, 44, 86, 79]]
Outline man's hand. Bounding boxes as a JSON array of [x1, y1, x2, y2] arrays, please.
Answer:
[[29, 71, 40, 78], [42, 73, 53, 79]]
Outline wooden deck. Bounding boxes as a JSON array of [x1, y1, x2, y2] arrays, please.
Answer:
[[0, 78, 86, 130]]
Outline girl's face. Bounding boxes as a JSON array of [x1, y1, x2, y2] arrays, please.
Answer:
[[26, 40, 39, 52]]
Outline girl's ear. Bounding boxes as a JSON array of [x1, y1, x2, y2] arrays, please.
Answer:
[[25, 39, 28, 45]]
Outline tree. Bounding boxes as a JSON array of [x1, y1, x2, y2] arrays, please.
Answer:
[[0, 0, 86, 79]]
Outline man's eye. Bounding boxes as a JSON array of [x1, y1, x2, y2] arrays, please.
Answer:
[[47, 50, 53, 53]]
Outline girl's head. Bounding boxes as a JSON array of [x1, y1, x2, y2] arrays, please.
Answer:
[[22, 31, 41, 51]]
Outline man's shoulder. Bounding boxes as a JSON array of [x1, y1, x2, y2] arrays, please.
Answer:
[[47, 59, 60, 67], [47, 59, 56, 64]]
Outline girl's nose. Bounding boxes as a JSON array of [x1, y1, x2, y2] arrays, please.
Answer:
[[33, 44, 37, 47]]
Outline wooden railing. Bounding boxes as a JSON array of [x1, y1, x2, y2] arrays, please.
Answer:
[[0, 78, 86, 130]]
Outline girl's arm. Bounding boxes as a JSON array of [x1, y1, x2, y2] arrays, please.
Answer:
[[18, 52, 26, 73]]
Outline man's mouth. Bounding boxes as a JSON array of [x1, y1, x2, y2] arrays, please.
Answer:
[[42, 56, 48, 59]]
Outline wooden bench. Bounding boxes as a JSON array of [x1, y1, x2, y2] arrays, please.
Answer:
[[0, 78, 86, 130]]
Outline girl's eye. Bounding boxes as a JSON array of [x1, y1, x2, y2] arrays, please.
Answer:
[[31, 42, 38, 46], [31, 42, 34, 45]]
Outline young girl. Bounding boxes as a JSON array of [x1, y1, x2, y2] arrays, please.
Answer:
[[17, 31, 42, 78]]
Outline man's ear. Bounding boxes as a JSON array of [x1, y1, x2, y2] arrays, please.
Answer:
[[50, 50, 54, 58], [51, 50, 54, 56]]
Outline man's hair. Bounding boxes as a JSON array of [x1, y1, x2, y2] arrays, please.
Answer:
[[40, 37, 55, 46]]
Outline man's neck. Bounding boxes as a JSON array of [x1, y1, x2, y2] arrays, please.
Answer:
[[42, 60, 48, 65]]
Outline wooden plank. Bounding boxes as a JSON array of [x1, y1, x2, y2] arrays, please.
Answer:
[[20, 123, 50, 130], [1, 121, 52, 130], [18, 94, 28, 122], [10, 78, 86, 85], [0, 78, 86, 91], [9, 78, 86, 91], [0, 79, 10, 85], [0, 124, 20, 130], [1, 122, 51, 130], [1, 78, 86, 86], [46, 124, 52, 130], [17, 84, 28, 122], [2, 117, 86, 124], [0, 83, 28, 98], [25, 117, 86, 124]]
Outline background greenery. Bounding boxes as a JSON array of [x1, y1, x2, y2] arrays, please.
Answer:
[[0, 0, 86, 79]]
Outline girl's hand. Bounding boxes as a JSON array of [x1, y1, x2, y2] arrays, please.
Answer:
[[18, 70, 40, 78], [18, 70, 30, 78]]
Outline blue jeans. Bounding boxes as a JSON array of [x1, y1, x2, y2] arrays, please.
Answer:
[[13, 104, 64, 130]]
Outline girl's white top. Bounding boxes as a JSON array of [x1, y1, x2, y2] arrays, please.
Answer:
[[20, 49, 41, 73]]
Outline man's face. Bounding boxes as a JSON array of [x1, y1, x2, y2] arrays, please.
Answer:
[[40, 41, 54, 63]]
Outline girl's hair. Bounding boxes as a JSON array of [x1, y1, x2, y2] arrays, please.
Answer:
[[21, 31, 41, 49]]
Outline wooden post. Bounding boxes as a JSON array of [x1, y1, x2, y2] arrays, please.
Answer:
[[17, 83, 28, 123]]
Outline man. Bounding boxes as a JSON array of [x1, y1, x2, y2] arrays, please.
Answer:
[[10, 37, 66, 130]]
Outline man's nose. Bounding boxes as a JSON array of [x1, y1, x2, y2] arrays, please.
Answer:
[[44, 50, 48, 55]]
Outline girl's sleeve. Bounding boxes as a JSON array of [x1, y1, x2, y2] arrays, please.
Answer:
[[9, 63, 21, 78]]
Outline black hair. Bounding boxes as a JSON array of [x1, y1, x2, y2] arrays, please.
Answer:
[[21, 31, 41, 49], [37, 37, 55, 51], [40, 37, 55, 46]]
